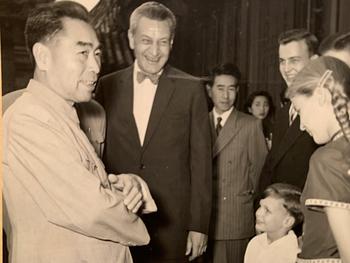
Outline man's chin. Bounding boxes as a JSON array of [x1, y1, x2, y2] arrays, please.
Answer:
[[76, 93, 92, 103]]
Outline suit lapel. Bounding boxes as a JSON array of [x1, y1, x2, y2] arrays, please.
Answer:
[[213, 109, 241, 157], [142, 66, 176, 151], [271, 115, 304, 168], [119, 65, 142, 147]]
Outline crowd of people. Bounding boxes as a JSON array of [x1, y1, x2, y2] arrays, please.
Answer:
[[2, 1, 350, 263]]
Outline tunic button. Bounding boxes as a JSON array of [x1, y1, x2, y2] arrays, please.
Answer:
[[140, 164, 146, 169]]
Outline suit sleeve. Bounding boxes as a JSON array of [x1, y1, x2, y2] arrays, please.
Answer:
[[188, 82, 212, 234], [248, 120, 268, 193], [6, 107, 149, 245]]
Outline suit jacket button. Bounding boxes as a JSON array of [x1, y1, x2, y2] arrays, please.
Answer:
[[140, 164, 146, 169]]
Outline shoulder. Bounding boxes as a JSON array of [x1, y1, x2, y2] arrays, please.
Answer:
[[5, 92, 53, 128], [99, 65, 133, 83], [310, 140, 345, 167], [237, 111, 261, 126], [305, 138, 350, 204], [165, 66, 202, 85], [247, 233, 266, 250]]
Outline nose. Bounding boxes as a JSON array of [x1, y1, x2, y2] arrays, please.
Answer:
[[88, 53, 101, 75], [283, 61, 291, 72], [256, 207, 263, 217], [150, 42, 160, 57], [223, 90, 229, 99]]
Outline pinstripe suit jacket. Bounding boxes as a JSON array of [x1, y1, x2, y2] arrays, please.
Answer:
[[210, 109, 267, 240]]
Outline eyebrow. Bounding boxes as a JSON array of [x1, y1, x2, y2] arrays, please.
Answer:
[[280, 56, 301, 61], [216, 84, 237, 87], [76, 41, 101, 50]]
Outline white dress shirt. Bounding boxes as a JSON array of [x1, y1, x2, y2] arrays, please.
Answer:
[[213, 107, 234, 127], [133, 61, 161, 145]]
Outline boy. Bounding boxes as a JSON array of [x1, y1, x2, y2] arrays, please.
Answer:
[[244, 183, 303, 263]]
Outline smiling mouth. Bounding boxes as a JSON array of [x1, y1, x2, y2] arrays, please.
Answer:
[[81, 80, 97, 89], [145, 56, 161, 63]]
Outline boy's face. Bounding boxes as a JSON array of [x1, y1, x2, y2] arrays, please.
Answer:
[[208, 74, 238, 114], [255, 196, 291, 234]]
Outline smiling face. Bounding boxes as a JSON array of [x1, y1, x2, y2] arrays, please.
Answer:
[[45, 17, 101, 103], [279, 40, 312, 87], [209, 74, 238, 114], [249, 95, 270, 119], [128, 16, 172, 74], [255, 196, 291, 235]]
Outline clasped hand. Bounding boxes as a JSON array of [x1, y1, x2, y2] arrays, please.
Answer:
[[108, 173, 143, 213]]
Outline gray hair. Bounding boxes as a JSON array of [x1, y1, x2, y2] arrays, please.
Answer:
[[129, 1, 176, 39]]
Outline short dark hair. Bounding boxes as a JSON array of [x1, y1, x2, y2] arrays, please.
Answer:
[[263, 183, 303, 228], [244, 90, 275, 118], [319, 31, 350, 55], [25, 1, 90, 65], [208, 63, 242, 87], [129, 1, 176, 39], [278, 29, 319, 56]]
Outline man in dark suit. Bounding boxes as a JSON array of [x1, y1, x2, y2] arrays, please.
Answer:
[[258, 29, 319, 197], [95, 2, 212, 262], [206, 63, 267, 263]]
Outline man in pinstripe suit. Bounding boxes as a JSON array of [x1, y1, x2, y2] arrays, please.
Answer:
[[206, 63, 268, 263]]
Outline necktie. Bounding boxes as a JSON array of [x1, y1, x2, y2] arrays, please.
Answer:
[[137, 71, 160, 85], [216, 117, 222, 135]]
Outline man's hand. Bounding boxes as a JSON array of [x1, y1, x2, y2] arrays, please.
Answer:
[[108, 173, 143, 213], [185, 231, 208, 261]]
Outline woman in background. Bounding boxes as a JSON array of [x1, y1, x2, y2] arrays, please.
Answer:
[[286, 56, 350, 263], [245, 90, 275, 149]]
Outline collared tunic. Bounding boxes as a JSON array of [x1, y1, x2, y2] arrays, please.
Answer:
[[3, 79, 150, 263]]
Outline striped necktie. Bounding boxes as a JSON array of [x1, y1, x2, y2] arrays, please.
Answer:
[[216, 117, 223, 135]]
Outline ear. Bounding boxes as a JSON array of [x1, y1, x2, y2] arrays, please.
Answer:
[[310, 54, 319, 60], [206, 84, 212, 98], [283, 215, 295, 230], [32, 42, 50, 71], [170, 38, 174, 49], [128, 29, 135, 50], [248, 107, 252, 114]]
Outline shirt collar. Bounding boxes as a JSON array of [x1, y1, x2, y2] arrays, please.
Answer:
[[213, 107, 234, 126], [26, 79, 79, 124]]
